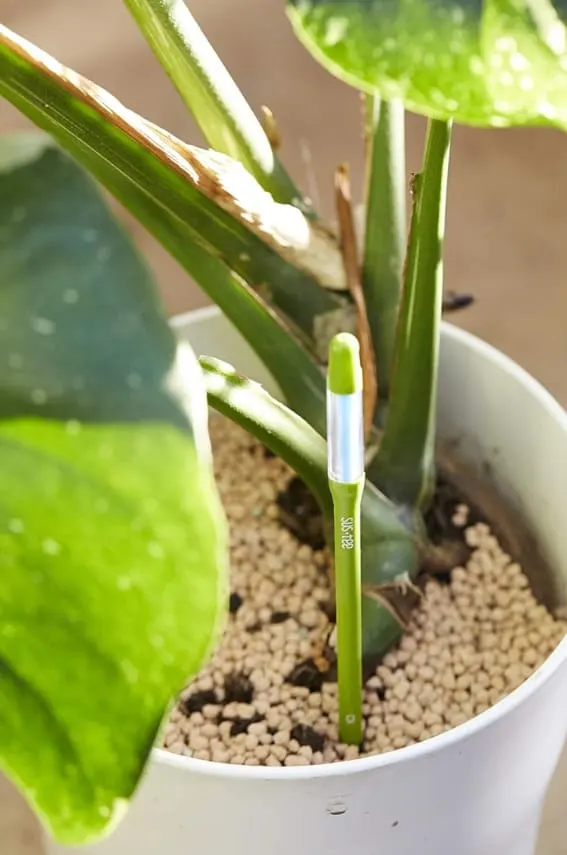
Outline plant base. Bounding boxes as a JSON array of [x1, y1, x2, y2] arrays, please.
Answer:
[[163, 416, 565, 768], [42, 307, 567, 855]]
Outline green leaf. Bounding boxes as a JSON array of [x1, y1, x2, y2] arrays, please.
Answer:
[[201, 356, 332, 515], [123, 0, 308, 209], [201, 356, 418, 657], [186, 251, 328, 435], [0, 53, 326, 435], [0, 134, 227, 844], [287, 0, 567, 129], [0, 24, 345, 342], [368, 120, 452, 509], [113, 184, 329, 434], [362, 97, 406, 407]]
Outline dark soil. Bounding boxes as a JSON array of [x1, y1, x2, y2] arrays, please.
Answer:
[[229, 592, 243, 614], [275, 470, 474, 581], [425, 473, 483, 548], [224, 672, 254, 704], [276, 476, 325, 550], [286, 658, 326, 692], [180, 690, 219, 715], [290, 723, 326, 753]]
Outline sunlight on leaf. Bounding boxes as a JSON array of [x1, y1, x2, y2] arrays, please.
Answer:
[[0, 134, 227, 845], [288, 0, 567, 129]]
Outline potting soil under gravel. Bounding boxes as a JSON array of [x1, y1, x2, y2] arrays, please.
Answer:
[[163, 417, 567, 766]]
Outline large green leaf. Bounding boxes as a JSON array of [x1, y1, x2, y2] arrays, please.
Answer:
[[123, 0, 308, 209], [287, 0, 567, 129], [0, 25, 345, 340], [0, 135, 227, 844]]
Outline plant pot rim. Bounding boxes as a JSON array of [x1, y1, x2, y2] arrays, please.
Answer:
[[159, 306, 567, 780]]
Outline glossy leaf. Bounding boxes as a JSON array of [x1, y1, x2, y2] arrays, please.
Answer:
[[368, 120, 452, 509], [0, 135, 227, 844], [201, 356, 418, 657], [0, 25, 345, 341], [123, 0, 308, 209], [287, 0, 567, 129], [0, 50, 326, 434]]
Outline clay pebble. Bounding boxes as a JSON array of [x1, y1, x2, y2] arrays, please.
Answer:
[[163, 418, 567, 766]]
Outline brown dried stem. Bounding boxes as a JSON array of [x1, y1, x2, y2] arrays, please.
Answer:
[[334, 163, 378, 438], [260, 106, 281, 151]]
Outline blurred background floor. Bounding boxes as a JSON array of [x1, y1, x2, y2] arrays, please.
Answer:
[[1, 2, 567, 853]]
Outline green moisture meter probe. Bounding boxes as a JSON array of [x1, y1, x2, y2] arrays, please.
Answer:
[[327, 332, 364, 746]]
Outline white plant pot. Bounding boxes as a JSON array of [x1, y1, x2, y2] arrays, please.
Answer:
[[44, 307, 567, 855]]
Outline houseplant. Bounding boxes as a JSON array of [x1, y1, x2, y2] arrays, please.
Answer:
[[1, 0, 567, 853]]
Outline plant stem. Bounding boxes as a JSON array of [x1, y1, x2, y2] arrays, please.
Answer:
[[362, 97, 406, 408], [202, 353, 420, 658], [330, 479, 364, 744], [200, 356, 332, 517], [123, 0, 307, 211], [368, 118, 453, 509]]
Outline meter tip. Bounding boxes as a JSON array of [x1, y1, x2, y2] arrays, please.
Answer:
[[328, 333, 362, 395]]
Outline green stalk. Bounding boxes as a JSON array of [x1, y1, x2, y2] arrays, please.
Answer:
[[362, 97, 406, 406], [200, 356, 332, 517], [368, 119, 452, 509], [123, 0, 307, 210], [327, 334, 364, 744], [330, 479, 364, 744]]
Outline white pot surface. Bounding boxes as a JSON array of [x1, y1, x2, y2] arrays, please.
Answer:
[[45, 308, 567, 855]]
